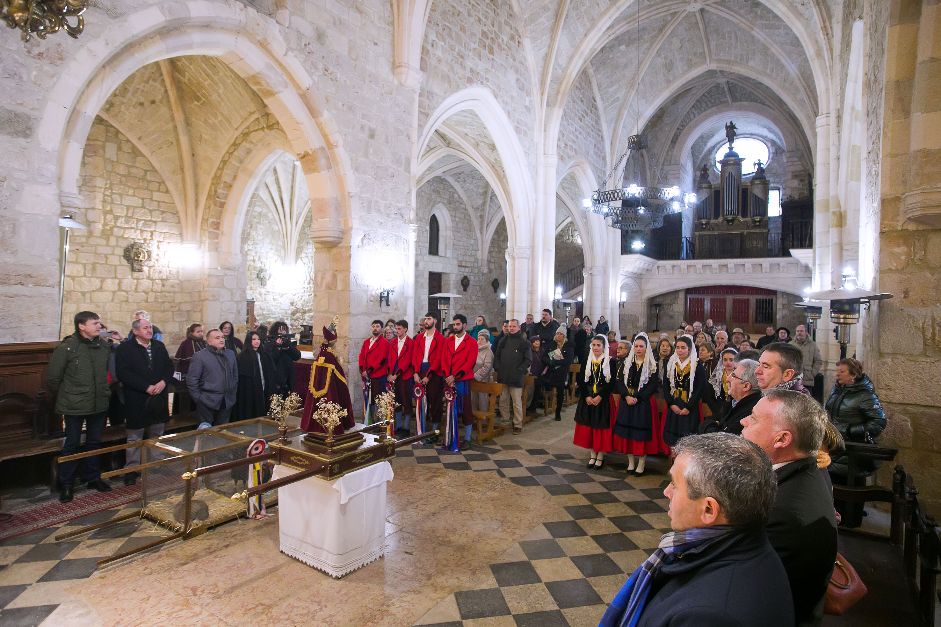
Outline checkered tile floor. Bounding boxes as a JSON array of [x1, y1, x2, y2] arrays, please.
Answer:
[[0, 505, 173, 625], [0, 418, 673, 626], [403, 442, 671, 626]]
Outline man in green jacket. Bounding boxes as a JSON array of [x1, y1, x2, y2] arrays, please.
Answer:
[[47, 311, 114, 502]]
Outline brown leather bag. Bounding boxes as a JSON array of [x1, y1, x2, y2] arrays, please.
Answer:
[[824, 552, 868, 615]]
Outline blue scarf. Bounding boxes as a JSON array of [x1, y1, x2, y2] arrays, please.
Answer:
[[598, 525, 735, 627]]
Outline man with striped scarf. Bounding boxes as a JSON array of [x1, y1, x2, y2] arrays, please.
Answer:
[[600, 433, 794, 627]]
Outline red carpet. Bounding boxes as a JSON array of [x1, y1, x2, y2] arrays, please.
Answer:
[[0, 476, 177, 542]]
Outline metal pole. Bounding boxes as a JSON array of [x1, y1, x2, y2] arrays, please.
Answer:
[[58, 226, 70, 337]]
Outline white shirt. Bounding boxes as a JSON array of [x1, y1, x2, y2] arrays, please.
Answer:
[[368, 336, 378, 349], [397, 336, 407, 357], [422, 332, 434, 362], [454, 333, 466, 348]]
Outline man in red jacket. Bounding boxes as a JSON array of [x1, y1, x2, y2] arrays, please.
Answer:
[[359, 319, 393, 423], [443, 314, 477, 449], [411, 312, 445, 438], [388, 319, 414, 436]]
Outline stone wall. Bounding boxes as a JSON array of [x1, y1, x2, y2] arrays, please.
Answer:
[[415, 176, 507, 329], [874, 0, 941, 510], [557, 70, 606, 179], [241, 197, 313, 332], [419, 0, 535, 162], [65, 118, 203, 346], [647, 289, 686, 334]]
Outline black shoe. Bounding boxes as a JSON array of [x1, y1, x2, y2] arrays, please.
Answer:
[[87, 479, 112, 492], [59, 485, 74, 503], [554, 415, 562, 421], [587, 459, 596, 469], [594, 458, 605, 470], [123, 472, 139, 486], [459, 440, 472, 451]]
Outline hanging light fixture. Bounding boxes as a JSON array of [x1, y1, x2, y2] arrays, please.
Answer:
[[586, 2, 694, 233], [2, 1, 87, 41]]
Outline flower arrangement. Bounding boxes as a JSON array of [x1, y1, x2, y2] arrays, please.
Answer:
[[268, 392, 302, 433], [374, 389, 398, 434], [312, 398, 348, 439]]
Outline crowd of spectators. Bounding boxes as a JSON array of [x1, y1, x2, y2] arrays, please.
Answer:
[[49, 305, 889, 625]]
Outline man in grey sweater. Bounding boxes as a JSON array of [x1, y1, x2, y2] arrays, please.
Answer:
[[187, 328, 238, 429]]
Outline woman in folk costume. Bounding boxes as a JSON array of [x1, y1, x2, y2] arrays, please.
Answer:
[[612, 333, 663, 475], [704, 347, 738, 417], [662, 335, 708, 447], [573, 334, 614, 469]]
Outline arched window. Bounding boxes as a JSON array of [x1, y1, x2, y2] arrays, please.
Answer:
[[714, 137, 770, 176], [429, 215, 440, 256]]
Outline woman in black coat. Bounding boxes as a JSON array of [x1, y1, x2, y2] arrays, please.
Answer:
[[573, 320, 591, 365], [235, 331, 276, 420], [544, 329, 574, 421], [220, 321, 243, 354]]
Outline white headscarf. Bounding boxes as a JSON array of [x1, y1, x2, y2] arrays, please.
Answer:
[[710, 347, 738, 397], [667, 335, 698, 396], [583, 334, 611, 383], [626, 332, 657, 391]]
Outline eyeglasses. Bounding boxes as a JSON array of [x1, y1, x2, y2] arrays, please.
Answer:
[[729, 372, 747, 383]]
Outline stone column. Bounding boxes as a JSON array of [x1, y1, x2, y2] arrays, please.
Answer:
[[505, 245, 531, 321], [902, 0, 941, 226], [583, 264, 605, 321]]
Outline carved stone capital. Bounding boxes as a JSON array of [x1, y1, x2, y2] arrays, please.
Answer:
[[901, 186, 941, 227]]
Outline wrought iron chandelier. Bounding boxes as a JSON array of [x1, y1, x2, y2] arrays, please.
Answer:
[[2, 0, 87, 41], [585, 2, 696, 234]]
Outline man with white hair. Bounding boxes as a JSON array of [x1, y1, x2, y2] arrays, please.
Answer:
[[130, 309, 163, 342], [741, 389, 837, 626]]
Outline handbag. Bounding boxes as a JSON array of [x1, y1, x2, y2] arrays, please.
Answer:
[[824, 552, 868, 615]]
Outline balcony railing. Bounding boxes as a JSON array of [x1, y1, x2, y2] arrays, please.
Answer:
[[647, 220, 812, 261], [558, 263, 584, 293]]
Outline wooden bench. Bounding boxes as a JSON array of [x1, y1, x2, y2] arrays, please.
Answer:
[[470, 380, 505, 443], [826, 465, 939, 626]]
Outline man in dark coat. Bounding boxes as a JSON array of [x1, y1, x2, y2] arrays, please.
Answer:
[[756, 342, 811, 396], [700, 358, 761, 435], [493, 319, 531, 434], [742, 390, 838, 626], [47, 310, 113, 502], [187, 329, 238, 429], [600, 433, 793, 627], [534, 309, 560, 347], [115, 318, 174, 485]]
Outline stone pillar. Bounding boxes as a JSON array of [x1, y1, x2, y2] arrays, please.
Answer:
[[902, 0, 941, 226], [583, 264, 605, 321], [505, 245, 531, 320], [874, 0, 941, 510]]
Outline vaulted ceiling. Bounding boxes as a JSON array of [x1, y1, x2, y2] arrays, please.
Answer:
[[98, 56, 273, 239]]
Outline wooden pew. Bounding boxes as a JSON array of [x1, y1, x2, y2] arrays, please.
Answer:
[[470, 380, 505, 443]]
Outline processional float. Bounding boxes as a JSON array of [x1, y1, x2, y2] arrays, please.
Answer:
[[56, 391, 435, 568]]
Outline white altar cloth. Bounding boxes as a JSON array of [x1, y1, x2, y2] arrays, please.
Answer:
[[273, 461, 393, 578]]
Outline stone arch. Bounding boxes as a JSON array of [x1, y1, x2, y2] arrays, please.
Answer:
[[556, 158, 606, 269], [415, 87, 534, 249], [544, 0, 832, 181], [37, 1, 352, 246]]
